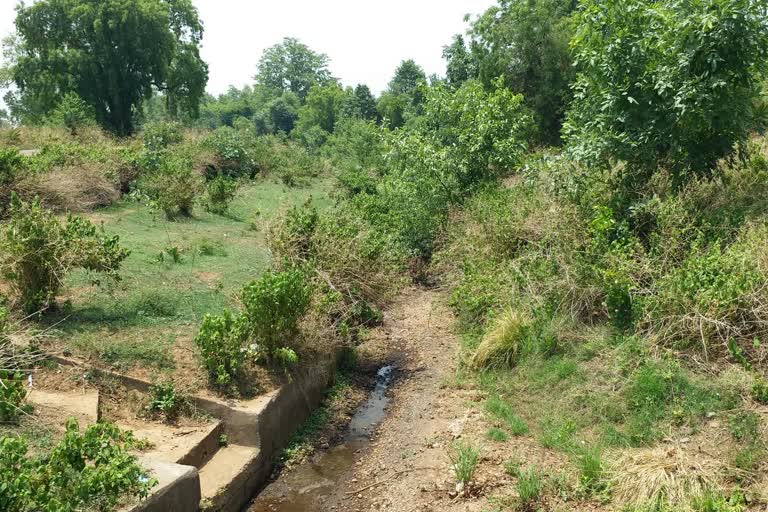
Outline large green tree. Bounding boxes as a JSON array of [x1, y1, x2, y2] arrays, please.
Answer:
[[254, 37, 333, 102], [466, 0, 576, 144], [8, 0, 208, 135], [565, 0, 768, 200]]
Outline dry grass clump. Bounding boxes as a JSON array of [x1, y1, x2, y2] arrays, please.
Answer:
[[609, 445, 735, 511], [18, 165, 119, 212], [470, 309, 530, 369]]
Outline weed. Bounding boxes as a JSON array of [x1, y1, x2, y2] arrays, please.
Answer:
[[448, 441, 480, 486], [217, 434, 228, 447], [728, 411, 760, 443], [573, 445, 605, 495], [198, 238, 227, 257], [516, 466, 544, 511], [145, 380, 187, 423], [539, 416, 577, 451]]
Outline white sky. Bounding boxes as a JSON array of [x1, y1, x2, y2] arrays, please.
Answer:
[[0, 0, 495, 103]]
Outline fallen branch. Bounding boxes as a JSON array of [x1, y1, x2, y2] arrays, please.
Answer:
[[345, 466, 437, 496]]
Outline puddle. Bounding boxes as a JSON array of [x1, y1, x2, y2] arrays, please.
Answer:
[[247, 365, 396, 512]]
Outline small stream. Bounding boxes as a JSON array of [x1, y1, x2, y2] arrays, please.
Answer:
[[247, 365, 396, 512]]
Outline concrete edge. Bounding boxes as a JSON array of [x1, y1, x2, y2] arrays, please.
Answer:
[[129, 458, 200, 512]]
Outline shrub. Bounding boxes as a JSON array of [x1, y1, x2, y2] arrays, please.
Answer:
[[0, 419, 155, 511], [142, 121, 183, 152], [0, 194, 130, 313], [195, 310, 247, 388], [204, 175, 238, 215], [141, 152, 202, 219], [48, 93, 95, 135], [145, 380, 188, 423], [205, 127, 257, 178], [0, 371, 31, 423], [240, 268, 313, 355], [641, 237, 766, 358], [0, 148, 24, 214]]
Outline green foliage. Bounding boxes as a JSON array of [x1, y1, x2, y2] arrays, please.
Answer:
[[573, 446, 605, 494], [565, 0, 768, 198], [141, 151, 202, 219], [448, 441, 480, 485], [294, 83, 350, 139], [204, 175, 239, 215], [254, 37, 332, 102], [194, 310, 247, 388], [0, 194, 129, 313], [205, 127, 258, 178], [624, 360, 729, 444], [145, 380, 187, 423], [515, 466, 545, 510], [468, 0, 576, 143], [48, 93, 94, 135], [0, 371, 31, 423], [10, 0, 208, 134], [484, 396, 529, 436], [240, 268, 313, 354], [0, 419, 155, 511], [142, 121, 183, 152], [485, 427, 509, 442]]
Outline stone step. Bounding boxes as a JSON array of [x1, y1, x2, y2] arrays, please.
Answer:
[[127, 420, 224, 469], [198, 443, 264, 510]]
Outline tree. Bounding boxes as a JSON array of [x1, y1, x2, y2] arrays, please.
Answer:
[[294, 83, 350, 135], [565, 0, 768, 201], [468, 0, 576, 144], [351, 84, 378, 121], [377, 92, 409, 130], [255, 37, 333, 102], [8, 0, 208, 135], [443, 35, 478, 89], [388, 59, 427, 99], [268, 91, 301, 133]]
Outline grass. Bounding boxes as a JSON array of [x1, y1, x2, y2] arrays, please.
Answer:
[[448, 440, 480, 485], [486, 426, 509, 442], [280, 372, 351, 466], [484, 396, 529, 436], [515, 466, 544, 511], [45, 179, 332, 373]]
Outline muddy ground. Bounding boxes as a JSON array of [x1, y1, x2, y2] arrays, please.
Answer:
[[250, 287, 582, 512]]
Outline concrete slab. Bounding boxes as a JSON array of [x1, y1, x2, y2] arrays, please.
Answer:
[[129, 458, 200, 512]]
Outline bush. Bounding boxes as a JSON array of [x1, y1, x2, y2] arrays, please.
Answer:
[[0, 419, 155, 511], [204, 175, 238, 215], [641, 235, 767, 358], [195, 310, 247, 388], [0, 148, 24, 214], [205, 127, 257, 178], [0, 371, 31, 423], [145, 380, 188, 423], [0, 194, 130, 313], [141, 152, 202, 219], [565, 0, 768, 200], [240, 268, 313, 356], [142, 121, 183, 152], [48, 93, 95, 135]]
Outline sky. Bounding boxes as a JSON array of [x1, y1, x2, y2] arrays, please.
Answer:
[[0, 0, 496, 103]]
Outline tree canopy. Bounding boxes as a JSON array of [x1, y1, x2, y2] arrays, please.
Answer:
[[7, 0, 208, 135], [254, 37, 333, 102]]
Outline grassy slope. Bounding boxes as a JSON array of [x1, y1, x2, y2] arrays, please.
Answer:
[[45, 179, 332, 375]]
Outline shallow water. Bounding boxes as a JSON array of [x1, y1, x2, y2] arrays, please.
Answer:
[[247, 365, 396, 512]]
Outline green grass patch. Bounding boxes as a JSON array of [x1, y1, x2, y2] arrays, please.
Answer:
[[484, 396, 529, 436], [485, 427, 509, 442], [46, 179, 332, 370]]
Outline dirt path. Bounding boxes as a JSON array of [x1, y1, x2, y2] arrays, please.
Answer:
[[324, 288, 499, 512]]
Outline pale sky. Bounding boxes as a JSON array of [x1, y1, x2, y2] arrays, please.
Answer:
[[0, 0, 495, 103]]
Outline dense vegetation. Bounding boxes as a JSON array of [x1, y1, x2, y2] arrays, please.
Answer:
[[1, 0, 768, 509]]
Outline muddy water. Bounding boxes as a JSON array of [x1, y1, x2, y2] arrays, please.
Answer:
[[247, 365, 396, 512]]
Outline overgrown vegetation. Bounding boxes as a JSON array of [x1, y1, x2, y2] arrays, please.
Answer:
[[2, 0, 768, 508], [0, 420, 156, 511]]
